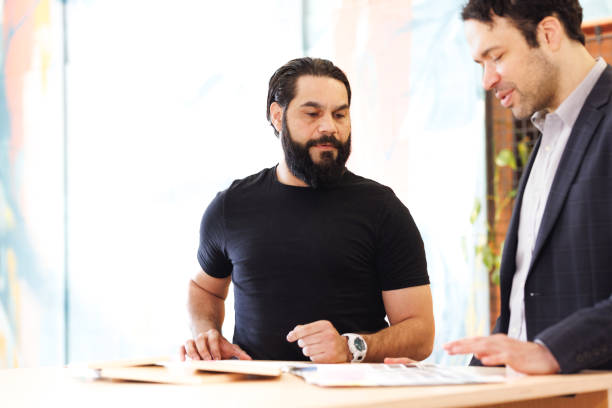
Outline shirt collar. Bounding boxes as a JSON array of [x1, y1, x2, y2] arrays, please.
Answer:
[[531, 57, 607, 132]]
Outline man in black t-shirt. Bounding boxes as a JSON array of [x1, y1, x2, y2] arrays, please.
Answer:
[[180, 57, 434, 363]]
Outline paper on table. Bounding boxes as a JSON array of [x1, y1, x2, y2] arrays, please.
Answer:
[[78, 357, 296, 384], [289, 364, 507, 387], [161, 360, 308, 377]]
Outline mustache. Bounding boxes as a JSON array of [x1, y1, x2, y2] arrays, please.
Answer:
[[305, 135, 344, 149]]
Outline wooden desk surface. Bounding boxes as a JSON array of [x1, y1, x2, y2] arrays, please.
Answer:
[[1, 365, 611, 408]]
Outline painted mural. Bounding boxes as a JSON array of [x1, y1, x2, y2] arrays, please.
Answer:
[[0, 0, 64, 367]]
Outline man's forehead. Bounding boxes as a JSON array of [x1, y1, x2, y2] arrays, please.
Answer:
[[292, 75, 349, 107], [464, 15, 516, 59]]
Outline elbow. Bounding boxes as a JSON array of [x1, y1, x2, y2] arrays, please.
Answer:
[[414, 340, 434, 361], [413, 322, 435, 361]]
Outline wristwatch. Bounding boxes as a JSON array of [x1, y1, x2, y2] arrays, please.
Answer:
[[342, 333, 367, 363]]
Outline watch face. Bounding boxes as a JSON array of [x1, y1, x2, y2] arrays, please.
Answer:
[[354, 337, 366, 352]]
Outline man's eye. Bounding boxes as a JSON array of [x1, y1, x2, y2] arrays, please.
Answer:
[[306, 112, 318, 117], [493, 54, 503, 62], [334, 113, 346, 119]]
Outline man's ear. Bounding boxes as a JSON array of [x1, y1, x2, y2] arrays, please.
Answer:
[[269, 102, 283, 134], [538, 16, 563, 52]]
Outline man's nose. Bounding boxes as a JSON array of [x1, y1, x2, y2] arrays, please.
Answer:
[[318, 113, 337, 134], [482, 62, 500, 91]]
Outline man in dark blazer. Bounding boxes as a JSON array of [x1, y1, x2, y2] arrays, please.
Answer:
[[385, 0, 612, 373], [442, 0, 612, 374]]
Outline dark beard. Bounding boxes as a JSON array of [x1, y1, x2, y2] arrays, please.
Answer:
[[281, 114, 351, 189]]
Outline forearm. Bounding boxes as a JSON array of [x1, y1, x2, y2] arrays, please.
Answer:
[[188, 280, 225, 336], [362, 317, 434, 362]]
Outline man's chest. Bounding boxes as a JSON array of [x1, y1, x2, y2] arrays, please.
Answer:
[[223, 196, 380, 285]]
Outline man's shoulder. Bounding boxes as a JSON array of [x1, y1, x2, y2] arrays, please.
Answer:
[[224, 167, 274, 193], [343, 170, 395, 196], [589, 64, 612, 110]]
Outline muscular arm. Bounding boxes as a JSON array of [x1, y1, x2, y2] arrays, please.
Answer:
[[182, 269, 250, 360], [362, 284, 434, 362], [287, 284, 434, 363], [188, 269, 230, 336]]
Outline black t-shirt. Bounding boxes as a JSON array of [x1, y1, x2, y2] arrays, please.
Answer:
[[197, 167, 428, 360]]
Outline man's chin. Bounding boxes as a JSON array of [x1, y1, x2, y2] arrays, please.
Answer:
[[310, 153, 338, 164], [511, 106, 533, 120]]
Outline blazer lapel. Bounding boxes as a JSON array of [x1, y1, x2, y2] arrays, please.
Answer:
[[530, 67, 612, 270]]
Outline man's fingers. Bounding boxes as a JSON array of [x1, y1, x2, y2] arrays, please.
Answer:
[[445, 336, 505, 356], [195, 333, 212, 360], [297, 333, 326, 348], [309, 349, 345, 364], [287, 320, 332, 342], [185, 339, 203, 360], [444, 336, 485, 352], [480, 352, 508, 366], [232, 344, 253, 360], [207, 330, 223, 360], [384, 357, 417, 364], [221, 341, 252, 360], [301, 343, 327, 358], [179, 345, 187, 361]]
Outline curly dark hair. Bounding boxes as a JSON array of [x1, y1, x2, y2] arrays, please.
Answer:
[[461, 0, 585, 47], [266, 57, 351, 138]]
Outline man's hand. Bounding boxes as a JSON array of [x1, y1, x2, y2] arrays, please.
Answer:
[[383, 357, 417, 364], [180, 328, 252, 361], [444, 334, 561, 374], [286, 320, 351, 363]]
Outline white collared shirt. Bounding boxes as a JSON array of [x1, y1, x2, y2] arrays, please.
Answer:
[[508, 57, 607, 341]]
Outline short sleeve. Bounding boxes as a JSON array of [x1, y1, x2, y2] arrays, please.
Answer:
[[197, 191, 233, 278], [376, 190, 429, 291]]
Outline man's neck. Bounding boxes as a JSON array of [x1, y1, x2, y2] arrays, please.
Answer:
[[276, 159, 309, 187], [550, 45, 597, 111]]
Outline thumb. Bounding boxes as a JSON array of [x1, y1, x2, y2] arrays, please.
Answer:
[[384, 357, 417, 364], [232, 344, 252, 360]]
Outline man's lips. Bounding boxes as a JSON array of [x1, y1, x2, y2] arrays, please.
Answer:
[[496, 89, 514, 108], [312, 143, 336, 150]]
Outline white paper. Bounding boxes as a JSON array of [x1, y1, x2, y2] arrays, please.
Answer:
[[289, 364, 507, 387]]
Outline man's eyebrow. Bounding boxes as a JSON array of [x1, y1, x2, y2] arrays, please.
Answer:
[[300, 101, 323, 109], [299, 102, 350, 111], [333, 104, 349, 112]]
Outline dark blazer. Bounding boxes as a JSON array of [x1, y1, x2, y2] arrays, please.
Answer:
[[478, 65, 612, 373]]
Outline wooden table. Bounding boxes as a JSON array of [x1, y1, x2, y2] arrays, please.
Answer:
[[1, 366, 611, 408]]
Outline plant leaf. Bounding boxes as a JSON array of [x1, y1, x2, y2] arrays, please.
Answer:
[[495, 149, 517, 170], [470, 198, 481, 224]]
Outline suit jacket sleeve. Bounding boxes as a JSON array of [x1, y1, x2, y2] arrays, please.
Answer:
[[535, 294, 612, 373]]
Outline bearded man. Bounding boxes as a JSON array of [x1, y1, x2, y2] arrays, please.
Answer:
[[180, 57, 434, 363]]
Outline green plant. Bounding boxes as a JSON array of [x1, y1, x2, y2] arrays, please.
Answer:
[[472, 135, 532, 285]]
